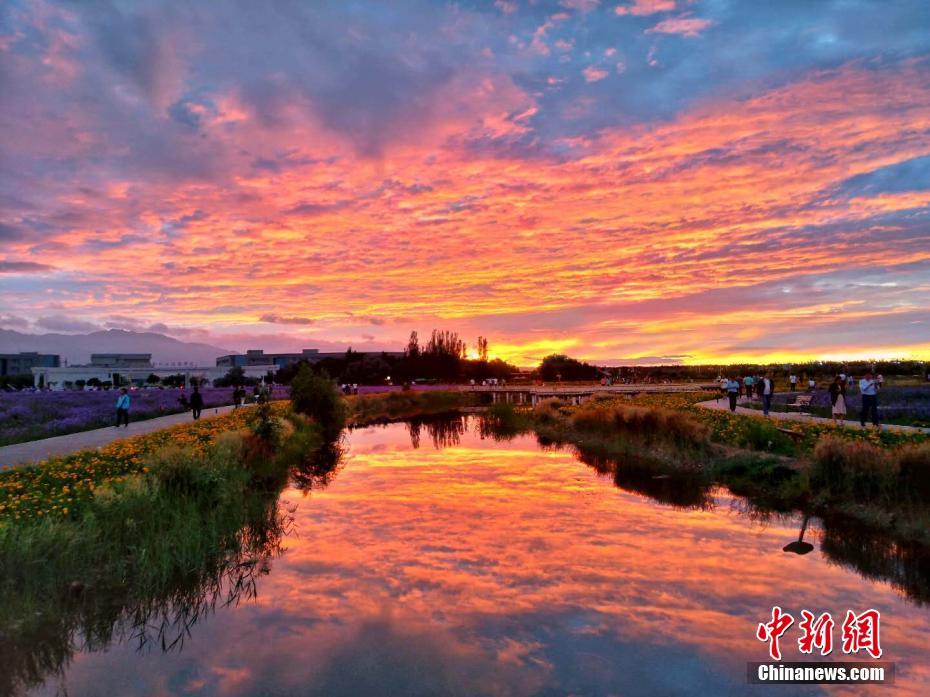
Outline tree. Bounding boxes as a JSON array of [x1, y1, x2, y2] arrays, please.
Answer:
[[214, 366, 247, 387], [146, 373, 161, 385], [476, 336, 489, 361], [161, 374, 186, 388], [406, 331, 420, 358], [538, 354, 601, 382]]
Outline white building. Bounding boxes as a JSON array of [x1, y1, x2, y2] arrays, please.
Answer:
[[31, 353, 277, 390]]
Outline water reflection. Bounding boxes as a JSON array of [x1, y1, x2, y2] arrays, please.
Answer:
[[406, 413, 468, 450], [819, 519, 930, 607], [1, 494, 291, 697], [784, 515, 815, 556], [290, 442, 344, 492], [7, 417, 930, 696]]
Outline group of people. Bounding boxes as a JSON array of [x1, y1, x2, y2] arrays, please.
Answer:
[[716, 370, 884, 427], [718, 374, 777, 415], [176, 387, 206, 419], [827, 371, 882, 427], [115, 384, 207, 428]]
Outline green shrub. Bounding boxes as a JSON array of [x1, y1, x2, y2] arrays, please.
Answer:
[[812, 436, 896, 502], [290, 366, 346, 441], [146, 446, 225, 499], [274, 415, 324, 471], [896, 442, 930, 503], [735, 419, 795, 454]]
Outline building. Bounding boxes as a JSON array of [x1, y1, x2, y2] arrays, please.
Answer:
[[217, 348, 402, 369], [90, 353, 155, 369], [31, 352, 276, 390], [217, 349, 325, 368], [0, 352, 60, 376]]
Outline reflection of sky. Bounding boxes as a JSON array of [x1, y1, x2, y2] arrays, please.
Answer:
[[3, 1, 930, 363], [35, 422, 930, 696]]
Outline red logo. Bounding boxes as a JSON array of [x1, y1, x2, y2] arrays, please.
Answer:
[[756, 608, 882, 660]]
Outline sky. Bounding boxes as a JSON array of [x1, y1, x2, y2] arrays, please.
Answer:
[[1, 0, 930, 366]]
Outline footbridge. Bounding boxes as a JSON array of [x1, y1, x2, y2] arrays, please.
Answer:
[[463, 383, 717, 406]]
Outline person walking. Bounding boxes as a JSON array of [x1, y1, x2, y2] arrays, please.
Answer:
[[789, 374, 797, 391], [115, 387, 130, 427], [762, 373, 775, 416], [829, 375, 847, 426], [743, 374, 754, 401], [190, 385, 204, 420], [859, 370, 879, 427], [726, 376, 740, 412]]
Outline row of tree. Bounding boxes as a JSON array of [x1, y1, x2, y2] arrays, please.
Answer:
[[536, 356, 930, 382], [270, 330, 517, 385]]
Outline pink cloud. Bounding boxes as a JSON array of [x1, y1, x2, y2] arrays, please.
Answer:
[[646, 15, 714, 37], [615, 0, 675, 16], [583, 66, 609, 82]]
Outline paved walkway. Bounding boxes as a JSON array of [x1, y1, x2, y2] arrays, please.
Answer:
[[696, 397, 930, 434], [0, 405, 246, 469]]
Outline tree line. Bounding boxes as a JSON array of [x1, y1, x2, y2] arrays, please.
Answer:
[[271, 330, 517, 385]]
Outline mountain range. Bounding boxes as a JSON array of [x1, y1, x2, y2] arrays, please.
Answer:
[[0, 329, 232, 366]]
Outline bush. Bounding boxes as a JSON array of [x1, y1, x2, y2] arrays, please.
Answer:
[[289, 366, 346, 441], [533, 398, 568, 422], [145, 445, 229, 499], [812, 436, 896, 501], [896, 442, 930, 503], [735, 418, 795, 454], [273, 414, 324, 471], [568, 400, 709, 449]]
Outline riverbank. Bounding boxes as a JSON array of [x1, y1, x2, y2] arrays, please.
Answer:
[[480, 394, 930, 545], [0, 396, 312, 696]]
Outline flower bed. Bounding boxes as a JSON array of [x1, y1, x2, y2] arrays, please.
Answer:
[[0, 402, 291, 521]]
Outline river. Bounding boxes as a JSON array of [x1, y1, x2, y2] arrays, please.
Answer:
[[15, 416, 930, 696]]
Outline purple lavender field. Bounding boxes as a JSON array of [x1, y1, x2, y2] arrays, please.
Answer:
[[0, 386, 289, 446]]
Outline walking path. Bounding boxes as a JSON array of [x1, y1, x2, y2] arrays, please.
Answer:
[[0, 405, 245, 469], [696, 397, 930, 434]]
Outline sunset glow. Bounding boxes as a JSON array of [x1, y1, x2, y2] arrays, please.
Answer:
[[2, 1, 930, 363]]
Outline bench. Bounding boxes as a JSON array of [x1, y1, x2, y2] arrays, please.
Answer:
[[786, 394, 813, 415]]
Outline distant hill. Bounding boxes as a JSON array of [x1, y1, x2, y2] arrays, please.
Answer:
[[0, 329, 232, 366]]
